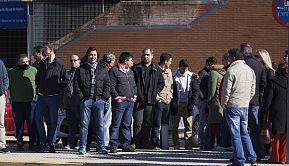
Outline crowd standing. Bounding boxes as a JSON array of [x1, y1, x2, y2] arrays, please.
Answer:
[[0, 42, 287, 165]]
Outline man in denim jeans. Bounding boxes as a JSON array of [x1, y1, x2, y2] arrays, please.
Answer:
[[221, 49, 257, 166], [74, 47, 110, 155], [109, 52, 137, 153]]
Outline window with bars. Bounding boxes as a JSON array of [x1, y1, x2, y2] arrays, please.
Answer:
[[33, 0, 120, 46]]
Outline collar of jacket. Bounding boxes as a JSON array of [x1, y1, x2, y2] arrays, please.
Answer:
[[229, 60, 246, 67], [135, 63, 158, 71]]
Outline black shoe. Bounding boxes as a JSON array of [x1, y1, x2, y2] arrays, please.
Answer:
[[122, 145, 136, 152], [37, 144, 48, 153], [17, 145, 24, 151], [49, 145, 56, 153], [110, 147, 117, 153], [250, 161, 257, 166], [0, 148, 10, 153], [229, 157, 234, 162], [86, 146, 91, 152]]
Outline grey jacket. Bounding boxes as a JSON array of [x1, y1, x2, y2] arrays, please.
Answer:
[[0, 60, 9, 96]]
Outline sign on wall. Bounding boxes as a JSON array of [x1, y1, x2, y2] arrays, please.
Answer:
[[0, 1, 27, 29]]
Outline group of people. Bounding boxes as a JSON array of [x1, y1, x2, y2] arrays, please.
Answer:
[[0, 42, 287, 165]]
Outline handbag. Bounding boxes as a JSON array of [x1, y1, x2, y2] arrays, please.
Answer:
[[260, 111, 273, 144]]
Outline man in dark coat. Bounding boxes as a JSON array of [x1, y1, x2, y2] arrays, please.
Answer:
[[74, 47, 110, 155], [240, 43, 266, 160], [132, 48, 165, 149]]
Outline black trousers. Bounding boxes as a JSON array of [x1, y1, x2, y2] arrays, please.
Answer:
[[133, 104, 153, 148]]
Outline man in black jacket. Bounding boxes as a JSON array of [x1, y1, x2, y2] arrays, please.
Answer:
[[109, 52, 137, 153], [132, 48, 165, 149], [240, 43, 266, 160], [35, 42, 68, 153], [74, 47, 110, 155]]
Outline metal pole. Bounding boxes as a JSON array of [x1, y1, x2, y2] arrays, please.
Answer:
[[102, 0, 105, 13], [27, 1, 33, 59], [287, 28, 289, 163]]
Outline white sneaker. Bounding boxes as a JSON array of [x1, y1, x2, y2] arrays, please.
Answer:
[[74, 146, 80, 150], [64, 145, 71, 150]]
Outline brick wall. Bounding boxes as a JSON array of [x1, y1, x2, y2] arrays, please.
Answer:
[[58, 0, 287, 73]]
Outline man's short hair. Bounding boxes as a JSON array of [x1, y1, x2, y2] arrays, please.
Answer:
[[229, 48, 244, 60], [33, 45, 44, 54], [142, 48, 154, 55], [240, 42, 252, 54], [179, 59, 189, 68], [206, 56, 217, 66], [118, 52, 133, 64], [18, 53, 28, 60], [159, 53, 172, 64], [44, 42, 55, 52], [102, 52, 115, 63], [223, 53, 230, 60]]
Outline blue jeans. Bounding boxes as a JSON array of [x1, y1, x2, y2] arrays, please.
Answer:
[[110, 100, 134, 148], [35, 95, 60, 145], [151, 102, 170, 148], [225, 107, 257, 165], [79, 99, 105, 147], [248, 105, 261, 158], [12, 101, 37, 146], [103, 97, 111, 146], [197, 100, 208, 146]]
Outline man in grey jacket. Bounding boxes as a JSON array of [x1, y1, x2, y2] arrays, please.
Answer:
[[221, 49, 257, 166]]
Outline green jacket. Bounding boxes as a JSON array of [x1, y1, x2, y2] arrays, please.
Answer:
[[207, 65, 225, 124], [8, 65, 37, 102]]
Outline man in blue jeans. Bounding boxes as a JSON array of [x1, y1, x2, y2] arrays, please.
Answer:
[[74, 47, 110, 155], [35, 43, 68, 153], [109, 52, 137, 153], [221, 49, 257, 166]]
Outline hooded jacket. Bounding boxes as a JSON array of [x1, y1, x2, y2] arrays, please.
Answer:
[[207, 65, 225, 124]]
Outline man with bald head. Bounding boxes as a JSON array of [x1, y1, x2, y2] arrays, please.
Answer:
[[63, 54, 80, 150]]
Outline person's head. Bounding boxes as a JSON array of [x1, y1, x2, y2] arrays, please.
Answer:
[[222, 53, 230, 67], [70, 54, 80, 69], [240, 43, 252, 55], [206, 56, 217, 67], [84, 47, 98, 64], [179, 59, 189, 74], [33, 45, 45, 61], [256, 49, 274, 71], [118, 52, 134, 69], [141, 48, 154, 65], [102, 52, 116, 69], [228, 48, 244, 62], [43, 42, 56, 57], [276, 61, 288, 76], [159, 53, 172, 69], [18, 54, 30, 70]]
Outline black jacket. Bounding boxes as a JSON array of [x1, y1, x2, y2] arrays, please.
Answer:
[[132, 63, 164, 106], [74, 62, 110, 101], [263, 75, 287, 135], [109, 65, 137, 99], [198, 66, 210, 100], [244, 55, 266, 106], [36, 58, 67, 96], [171, 74, 200, 115]]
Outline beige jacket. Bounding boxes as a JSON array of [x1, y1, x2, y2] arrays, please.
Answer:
[[156, 67, 173, 104], [221, 60, 256, 108]]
